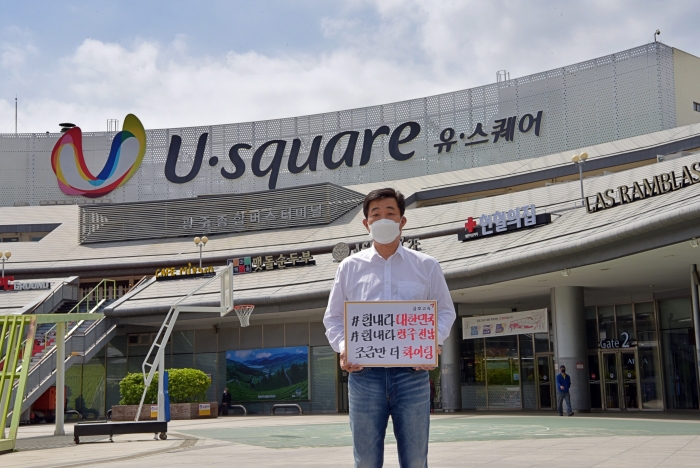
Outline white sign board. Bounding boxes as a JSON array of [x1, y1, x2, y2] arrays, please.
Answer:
[[345, 301, 438, 367], [462, 308, 548, 340]]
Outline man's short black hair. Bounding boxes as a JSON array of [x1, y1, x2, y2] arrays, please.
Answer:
[[363, 188, 405, 218], [560, 365, 566, 370]]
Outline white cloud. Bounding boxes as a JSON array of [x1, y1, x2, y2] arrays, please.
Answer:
[[1, 1, 698, 133], [255, 352, 272, 359]]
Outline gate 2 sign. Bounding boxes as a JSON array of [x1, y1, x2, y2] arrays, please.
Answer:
[[599, 332, 632, 349]]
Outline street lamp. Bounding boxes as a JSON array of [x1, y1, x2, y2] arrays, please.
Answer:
[[193, 236, 208, 269], [1, 251, 10, 277], [571, 152, 589, 206]]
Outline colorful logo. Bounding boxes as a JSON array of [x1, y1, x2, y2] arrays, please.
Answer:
[[51, 114, 146, 198], [482, 325, 491, 335], [495, 323, 504, 333], [470, 326, 479, 336]]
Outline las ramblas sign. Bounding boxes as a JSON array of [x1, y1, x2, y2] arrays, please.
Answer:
[[457, 204, 551, 241], [585, 161, 700, 213]]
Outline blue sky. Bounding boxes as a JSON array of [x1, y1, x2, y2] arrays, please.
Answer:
[[1, 1, 698, 133]]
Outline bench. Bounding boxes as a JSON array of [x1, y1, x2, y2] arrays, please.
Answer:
[[73, 421, 168, 444], [270, 404, 302, 415]]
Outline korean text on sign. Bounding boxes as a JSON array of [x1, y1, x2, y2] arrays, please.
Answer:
[[344, 301, 438, 367]]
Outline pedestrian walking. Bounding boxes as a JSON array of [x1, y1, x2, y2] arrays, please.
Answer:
[[220, 387, 231, 415], [556, 365, 574, 416]]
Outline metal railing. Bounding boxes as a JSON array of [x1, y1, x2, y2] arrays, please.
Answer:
[[8, 305, 117, 416], [43, 280, 115, 351], [23, 279, 79, 316]]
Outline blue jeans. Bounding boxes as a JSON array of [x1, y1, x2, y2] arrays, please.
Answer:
[[557, 391, 573, 415], [348, 367, 430, 468]]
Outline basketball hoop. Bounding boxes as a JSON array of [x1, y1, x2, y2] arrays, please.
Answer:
[[233, 304, 255, 327]]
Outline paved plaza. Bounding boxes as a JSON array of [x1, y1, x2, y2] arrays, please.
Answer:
[[4, 412, 700, 467]]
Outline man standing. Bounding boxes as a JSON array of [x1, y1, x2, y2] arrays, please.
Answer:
[[220, 387, 231, 416], [556, 365, 574, 416], [324, 188, 456, 468]]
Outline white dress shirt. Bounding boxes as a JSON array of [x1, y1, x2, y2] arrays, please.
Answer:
[[323, 244, 456, 354]]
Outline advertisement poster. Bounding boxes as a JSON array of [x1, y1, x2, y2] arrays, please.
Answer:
[[462, 308, 548, 340], [344, 301, 438, 367], [225, 346, 308, 401]]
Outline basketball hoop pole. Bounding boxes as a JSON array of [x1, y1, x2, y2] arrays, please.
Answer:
[[135, 263, 236, 422]]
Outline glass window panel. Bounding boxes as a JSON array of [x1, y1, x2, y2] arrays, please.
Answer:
[[661, 329, 699, 409], [659, 298, 693, 330], [519, 335, 536, 409], [534, 333, 549, 353], [460, 338, 486, 409], [635, 302, 657, 344], [585, 307, 598, 350], [486, 336, 521, 408], [598, 306, 615, 341], [616, 304, 635, 342], [639, 348, 663, 409]]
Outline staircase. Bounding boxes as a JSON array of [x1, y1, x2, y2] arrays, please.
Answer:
[[4, 280, 120, 424]]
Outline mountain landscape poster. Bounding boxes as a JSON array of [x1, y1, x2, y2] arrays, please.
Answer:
[[225, 346, 309, 401]]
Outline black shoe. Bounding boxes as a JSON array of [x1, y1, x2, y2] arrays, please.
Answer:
[[559, 413, 563, 416], [568, 412, 574, 416]]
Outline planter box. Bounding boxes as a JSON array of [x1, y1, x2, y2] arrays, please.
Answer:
[[111, 402, 218, 421]]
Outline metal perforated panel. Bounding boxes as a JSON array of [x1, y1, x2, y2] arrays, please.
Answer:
[[0, 43, 677, 207], [78, 182, 364, 243]]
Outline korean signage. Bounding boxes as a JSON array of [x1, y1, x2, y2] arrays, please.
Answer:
[[586, 162, 700, 213], [155, 264, 215, 281], [227, 251, 315, 273], [198, 404, 211, 416], [345, 301, 438, 367], [462, 309, 548, 340], [433, 111, 543, 154], [0, 277, 52, 291], [457, 204, 551, 241], [78, 182, 364, 244]]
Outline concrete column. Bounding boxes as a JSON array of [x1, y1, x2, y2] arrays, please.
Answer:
[[690, 265, 700, 381], [440, 313, 461, 412], [551, 287, 590, 412], [54, 322, 65, 436]]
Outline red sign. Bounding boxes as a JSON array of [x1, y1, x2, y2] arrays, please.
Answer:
[[0, 276, 14, 291]]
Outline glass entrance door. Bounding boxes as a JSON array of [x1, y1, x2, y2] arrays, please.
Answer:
[[601, 351, 640, 410], [602, 352, 620, 409], [536, 355, 554, 409], [621, 352, 639, 410]]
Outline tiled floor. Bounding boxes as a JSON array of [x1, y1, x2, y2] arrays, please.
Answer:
[[5, 413, 700, 467]]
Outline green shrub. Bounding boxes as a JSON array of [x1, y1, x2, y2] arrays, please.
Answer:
[[118, 368, 211, 406], [168, 368, 211, 403], [119, 372, 157, 405]]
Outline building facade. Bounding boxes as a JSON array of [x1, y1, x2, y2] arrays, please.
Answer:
[[2, 42, 700, 419]]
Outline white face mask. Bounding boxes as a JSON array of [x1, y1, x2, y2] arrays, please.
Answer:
[[368, 218, 401, 244]]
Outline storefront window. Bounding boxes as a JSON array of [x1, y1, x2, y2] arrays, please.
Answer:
[[635, 302, 657, 345], [659, 298, 699, 410], [460, 338, 486, 409], [485, 336, 520, 408], [616, 304, 635, 342], [519, 334, 536, 409], [534, 333, 549, 353], [598, 306, 615, 342]]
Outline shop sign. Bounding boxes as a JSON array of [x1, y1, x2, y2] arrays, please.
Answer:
[[462, 309, 548, 340], [0, 277, 52, 291], [10, 280, 52, 291], [227, 251, 315, 274], [599, 332, 633, 349], [198, 403, 211, 416], [345, 301, 438, 367], [457, 205, 551, 242], [586, 162, 700, 213], [433, 111, 543, 154], [150, 405, 158, 418], [155, 264, 215, 281]]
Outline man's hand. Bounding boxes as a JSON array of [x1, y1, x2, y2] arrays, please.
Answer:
[[560, 385, 565, 390], [341, 349, 364, 373], [413, 345, 442, 371]]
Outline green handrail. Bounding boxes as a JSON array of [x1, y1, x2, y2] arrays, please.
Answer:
[[42, 279, 116, 351]]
